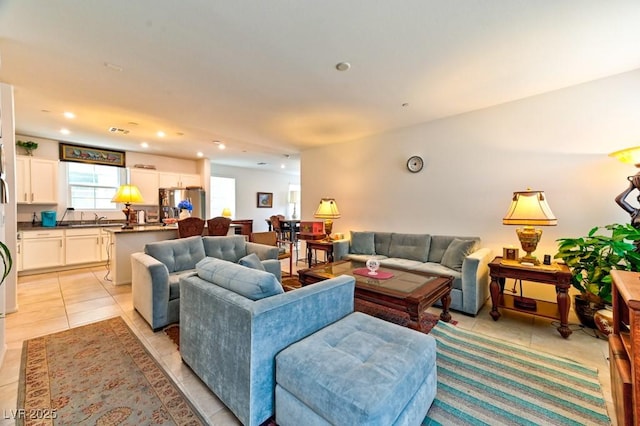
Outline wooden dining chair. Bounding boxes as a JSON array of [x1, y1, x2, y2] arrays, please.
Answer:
[[207, 216, 232, 236], [177, 217, 205, 238], [251, 231, 293, 277]]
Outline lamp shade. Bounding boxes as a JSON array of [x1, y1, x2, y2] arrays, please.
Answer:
[[111, 184, 144, 204], [503, 190, 556, 226], [609, 146, 640, 167], [221, 207, 232, 218], [288, 190, 300, 204], [314, 198, 341, 219]]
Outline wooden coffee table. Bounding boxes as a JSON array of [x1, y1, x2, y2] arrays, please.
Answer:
[[298, 260, 453, 331]]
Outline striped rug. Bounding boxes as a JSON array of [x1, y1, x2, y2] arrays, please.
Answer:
[[424, 322, 611, 426]]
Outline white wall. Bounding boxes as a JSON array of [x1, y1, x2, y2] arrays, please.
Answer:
[[212, 164, 300, 232], [301, 69, 640, 299]]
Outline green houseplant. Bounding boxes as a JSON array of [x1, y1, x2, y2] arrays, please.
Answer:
[[555, 223, 640, 326], [16, 140, 38, 156]]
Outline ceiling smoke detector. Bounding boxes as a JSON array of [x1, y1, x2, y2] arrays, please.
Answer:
[[108, 127, 130, 135]]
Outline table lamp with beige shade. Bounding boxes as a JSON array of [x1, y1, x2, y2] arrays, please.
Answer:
[[503, 189, 557, 265], [221, 207, 232, 218], [314, 198, 340, 240], [112, 184, 144, 229]]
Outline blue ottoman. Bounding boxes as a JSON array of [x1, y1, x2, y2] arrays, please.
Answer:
[[275, 312, 437, 426]]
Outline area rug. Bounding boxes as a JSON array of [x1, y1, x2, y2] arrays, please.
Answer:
[[423, 321, 611, 425], [18, 316, 205, 425]]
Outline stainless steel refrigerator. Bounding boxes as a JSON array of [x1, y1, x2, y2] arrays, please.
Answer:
[[159, 187, 206, 220]]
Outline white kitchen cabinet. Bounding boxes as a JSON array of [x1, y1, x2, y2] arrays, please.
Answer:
[[129, 168, 159, 205], [16, 156, 59, 204], [21, 229, 64, 270], [100, 228, 112, 261], [158, 172, 200, 188], [16, 234, 23, 272], [65, 228, 101, 265]]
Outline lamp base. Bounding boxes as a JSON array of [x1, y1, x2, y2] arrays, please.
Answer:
[[519, 253, 540, 265], [516, 226, 543, 266]]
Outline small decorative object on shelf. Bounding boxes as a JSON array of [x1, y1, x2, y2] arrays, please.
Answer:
[[16, 140, 38, 156], [178, 199, 193, 219], [366, 258, 380, 276]]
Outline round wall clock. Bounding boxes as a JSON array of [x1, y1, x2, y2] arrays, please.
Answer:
[[406, 156, 424, 173]]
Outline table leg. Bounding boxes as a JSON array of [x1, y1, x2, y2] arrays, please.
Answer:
[[439, 292, 452, 323], [489, 276, 502, 321], [556, 287, 573, 338], [307, 245, 313, 268]]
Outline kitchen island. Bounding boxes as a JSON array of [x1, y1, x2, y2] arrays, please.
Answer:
[[104, 224, 179, 285]]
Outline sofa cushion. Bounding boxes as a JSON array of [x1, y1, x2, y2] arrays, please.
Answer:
[[202, 235, 248, 263], [168, 270, 197, 300], [350, 231, 375, 255], [374, 232, 393, 257], [238, 253, 266, 271], [144, 236, 206, 273], [196, 257, 284, 300], [441, 238, 478, 271], [388, 233, 431, 262]]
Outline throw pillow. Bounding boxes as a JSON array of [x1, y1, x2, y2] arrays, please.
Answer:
[[196, 258, 283, 300], [441, 238, 477, 271], [350, 231, 375, 255], [238, 252, 266, 271]]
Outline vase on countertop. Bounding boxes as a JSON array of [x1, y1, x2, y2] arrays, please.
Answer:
[[179, 209, 191, 220]]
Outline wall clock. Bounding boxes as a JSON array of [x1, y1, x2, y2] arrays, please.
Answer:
[[406, 156, 424, 173]]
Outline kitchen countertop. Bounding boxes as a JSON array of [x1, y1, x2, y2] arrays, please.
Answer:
[[103, 224, 178, 233], [17, 222, 171, 231]]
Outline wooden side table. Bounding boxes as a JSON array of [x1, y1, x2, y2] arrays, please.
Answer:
[[305, 239, 334, 267], [488, 256, 573, 338]]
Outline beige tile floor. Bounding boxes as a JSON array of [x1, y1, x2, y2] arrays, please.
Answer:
[[0, 262, 615, 425]]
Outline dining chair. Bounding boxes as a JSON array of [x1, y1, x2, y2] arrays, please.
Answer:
[[251, 231, 293, 277], [207, 216, 232, 236], [177, 217, 205, 238], [270, 215, 291, 241]]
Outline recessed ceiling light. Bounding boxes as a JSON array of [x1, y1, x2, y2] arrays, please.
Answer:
[[196, 152, 204, 158], [60, 128, 70, 135], [281, 164, 286, 169], [63, 111, 75, 119], [218, 143, 225, 150], [157, 131, 165, 138], [140, 142, 149, 148], [335, 62, 351, 71]]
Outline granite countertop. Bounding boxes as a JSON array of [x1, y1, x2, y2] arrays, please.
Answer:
[[103, 224, 178, 234], [17, 221, 170, 231]]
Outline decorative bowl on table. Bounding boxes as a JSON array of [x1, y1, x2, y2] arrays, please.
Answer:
[[162, 218, 178, 225]]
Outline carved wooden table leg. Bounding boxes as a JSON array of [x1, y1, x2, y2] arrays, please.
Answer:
[[439, 291, 452, 323], [556, 287, 572, 338], [489, 276, 502, 321]]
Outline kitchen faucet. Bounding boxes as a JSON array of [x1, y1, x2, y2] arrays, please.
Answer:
[[94, 213, 107, 223]]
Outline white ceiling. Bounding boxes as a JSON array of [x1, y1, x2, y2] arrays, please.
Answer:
[[1, 1, 640, 175]]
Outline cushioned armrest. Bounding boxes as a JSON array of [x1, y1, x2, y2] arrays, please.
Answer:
[[261, 259, 283, 282], [246, 241, 279, 260], [460, 247, 493, 315], [131, 252, 170, 330], [332, 239, 350, 261]]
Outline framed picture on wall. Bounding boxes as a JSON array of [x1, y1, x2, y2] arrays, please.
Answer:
[[257, 192, 273, 208]]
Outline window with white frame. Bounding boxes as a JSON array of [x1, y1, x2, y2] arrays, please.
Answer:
[[67, 162, 121, 209], [210, 176, 236, 218]]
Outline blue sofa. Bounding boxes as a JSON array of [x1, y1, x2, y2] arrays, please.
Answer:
[[333, 231, 493, 315], [131, 235, 280, 330], [180, 258, 356, 426]]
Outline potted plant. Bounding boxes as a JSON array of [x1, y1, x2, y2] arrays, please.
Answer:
[[555, 223, 640, 328], [16, 140, 38, 156]]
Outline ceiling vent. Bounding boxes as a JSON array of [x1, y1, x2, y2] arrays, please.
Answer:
[[108, 127, 130, 135]]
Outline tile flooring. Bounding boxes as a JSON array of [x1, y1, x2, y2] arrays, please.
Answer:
[[0, 262, 615, 425]]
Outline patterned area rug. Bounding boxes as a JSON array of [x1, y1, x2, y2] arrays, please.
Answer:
[[424, 322, 611, 425], [18, 316, 205, 425]]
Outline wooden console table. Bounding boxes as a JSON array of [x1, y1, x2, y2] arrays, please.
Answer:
[[488, 256, 572, 338], [610, 269, 640, 425], [305, 239, 334, 268]]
